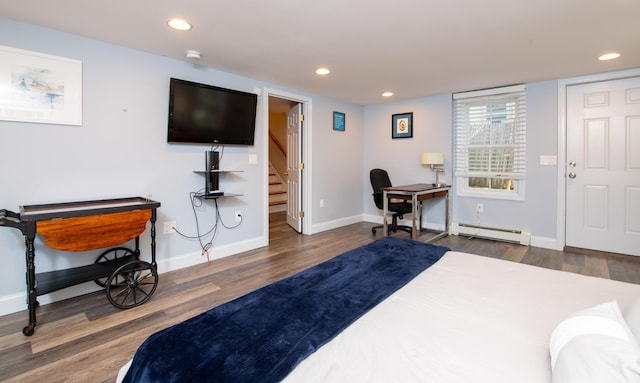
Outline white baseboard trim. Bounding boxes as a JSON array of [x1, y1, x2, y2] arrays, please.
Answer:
[[310, 214, 364, 234], [363, 214, 382, 224], [420, 222, 446, 232], [364, 214, 444, 232], [156, 236, 267, 274], [0, 282, 104, 317], [0, 236, 267, 317], [0, 291, 33, 317], [530, 235, 563, 251]]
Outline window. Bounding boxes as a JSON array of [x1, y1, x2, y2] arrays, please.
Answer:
[[453, 85, 526, 200]]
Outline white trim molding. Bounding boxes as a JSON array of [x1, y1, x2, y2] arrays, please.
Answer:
[[262, 87, 313, 236]]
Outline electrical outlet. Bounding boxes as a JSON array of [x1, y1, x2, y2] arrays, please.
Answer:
[[319, 199, 325, 208], [164, 221, 176, 234], [476, 203, 484, 213], [235, 211, 242, 222]]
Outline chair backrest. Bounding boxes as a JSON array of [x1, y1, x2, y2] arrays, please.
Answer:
[[370, 168, 392, 210]]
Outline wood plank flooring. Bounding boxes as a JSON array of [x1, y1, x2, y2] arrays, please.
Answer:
[[1, 212, 638, 382]]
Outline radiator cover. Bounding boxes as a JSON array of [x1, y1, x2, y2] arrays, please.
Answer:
[[450, 222, 531, 246]]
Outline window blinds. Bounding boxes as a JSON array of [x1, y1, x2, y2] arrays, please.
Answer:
[[453, 85, 526, 180]]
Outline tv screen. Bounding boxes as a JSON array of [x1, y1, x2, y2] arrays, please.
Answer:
[[167, 78, 257, 145]]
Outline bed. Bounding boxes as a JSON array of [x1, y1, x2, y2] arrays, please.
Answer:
[[117, 237, 640, 383]]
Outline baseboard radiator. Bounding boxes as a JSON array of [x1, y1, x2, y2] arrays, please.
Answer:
[[450, 222, 531, 246]]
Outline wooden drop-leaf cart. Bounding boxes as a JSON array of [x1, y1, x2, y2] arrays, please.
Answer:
[[0, 197, 161, 336]]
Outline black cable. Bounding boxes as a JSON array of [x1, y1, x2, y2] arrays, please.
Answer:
[[171, 144, 239, 259], [210, 144, 224, 164], [171, 191, 216, 244], [171, 186, 242, 261], [214, 199, 242, 229]]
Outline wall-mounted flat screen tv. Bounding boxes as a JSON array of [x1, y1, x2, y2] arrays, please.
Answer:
[[167, 78, 258, 145]]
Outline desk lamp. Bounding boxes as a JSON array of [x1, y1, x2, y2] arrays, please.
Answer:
[[421, 152, 445, 186]]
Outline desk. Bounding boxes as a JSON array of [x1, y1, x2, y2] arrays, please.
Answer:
[[382, 184, 450, 242]]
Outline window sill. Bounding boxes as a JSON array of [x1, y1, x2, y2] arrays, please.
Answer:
[[455, 179, 525, 201]]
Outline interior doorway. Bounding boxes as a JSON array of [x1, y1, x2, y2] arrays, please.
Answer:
[[268, 96, 303, 234]]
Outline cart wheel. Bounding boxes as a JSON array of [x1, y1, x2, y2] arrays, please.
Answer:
[[23, 325, 35, 336], [93, 247, 135, 287], [106, 260, 158, 309]]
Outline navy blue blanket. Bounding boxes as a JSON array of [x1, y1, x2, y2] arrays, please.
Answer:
[[124, 237, 449, 383]]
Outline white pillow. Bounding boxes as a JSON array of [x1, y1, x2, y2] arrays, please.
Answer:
[[550, 301, 640, 383], [624, 297, 640, 341]]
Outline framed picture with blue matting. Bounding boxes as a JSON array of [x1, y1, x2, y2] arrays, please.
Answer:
[[392, 112, 412, 139], [333, 111, 345, 131]]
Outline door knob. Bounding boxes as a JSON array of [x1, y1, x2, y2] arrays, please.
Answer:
[[569, 161, 576, 167], [568, 172, 577, 179]]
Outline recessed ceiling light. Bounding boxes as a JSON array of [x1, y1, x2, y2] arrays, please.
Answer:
[[167, 18, 192, 31], [315, 68, 330, 75], [598, 52, 620, 61], [186, 50, 201, 59], [382, 92, 394, 97]]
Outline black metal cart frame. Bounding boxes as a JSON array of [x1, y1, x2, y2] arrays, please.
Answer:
[[0, 197, 160, 336]]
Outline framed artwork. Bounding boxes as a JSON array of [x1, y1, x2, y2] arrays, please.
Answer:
[[0, 45, 82, 126], [333, 111, 345, 131], [392, 112, 413, 139]]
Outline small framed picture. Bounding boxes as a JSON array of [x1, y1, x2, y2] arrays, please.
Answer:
[[333, 111, 345, 131], [392, 112, 413, 139]]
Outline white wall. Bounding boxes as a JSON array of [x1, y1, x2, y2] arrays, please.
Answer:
[[0, 18, 365, 314], [310, 99, 365, 231], [363, 81, 560, 247], [452, 81, 559, 247], [363, 94, 453, 231]]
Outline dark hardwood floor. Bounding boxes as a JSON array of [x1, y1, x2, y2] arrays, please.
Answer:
[[0, 212, 638, 382]]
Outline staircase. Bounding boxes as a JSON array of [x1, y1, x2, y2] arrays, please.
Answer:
[[269, 163, 287, 213]]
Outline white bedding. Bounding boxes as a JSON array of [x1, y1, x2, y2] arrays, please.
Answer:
[[118, 251, 640, 382], [283, 251, 640, 382]]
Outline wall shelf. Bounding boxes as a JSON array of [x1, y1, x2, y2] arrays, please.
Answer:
[[193, 170, 244, 199]]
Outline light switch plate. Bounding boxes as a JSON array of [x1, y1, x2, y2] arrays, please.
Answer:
[[539, 155, 557, 166]]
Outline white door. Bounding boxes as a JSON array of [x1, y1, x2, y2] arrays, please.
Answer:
[[286, 103, 303, 232], [566, 76, 640, 256]]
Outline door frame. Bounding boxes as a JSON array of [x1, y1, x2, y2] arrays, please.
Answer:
[[556, 68, 640, 251], [262, 87, 313, 239]]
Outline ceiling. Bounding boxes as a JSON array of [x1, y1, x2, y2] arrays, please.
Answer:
[[1, 0, 639, 105]]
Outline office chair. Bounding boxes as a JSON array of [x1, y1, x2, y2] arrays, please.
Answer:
[[370, 168, 413, 236]]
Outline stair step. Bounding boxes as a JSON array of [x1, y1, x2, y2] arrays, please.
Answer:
[[270, 192, 287, 199], [268, 164, 286, 207], [270, 182, 286, 192], [270, 197, 287, 206]]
